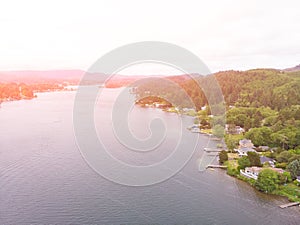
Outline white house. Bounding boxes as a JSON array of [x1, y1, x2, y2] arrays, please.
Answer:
[[240, 166, 284, 180], [235, 139, 257, 157], [225, 124, 245, 135], [239, 139, 254, 148]]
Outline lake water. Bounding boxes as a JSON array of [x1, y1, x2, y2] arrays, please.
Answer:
[[0, 89, 299, 225]]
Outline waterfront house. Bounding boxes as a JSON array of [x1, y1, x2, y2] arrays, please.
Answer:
[[259, 156, 275, 167], [225, 124, 245, 135], [235, 126, 245, 134], [257, 146, 270, 151], [235, 139, 257, 157], [237, 147, 256, 157], [239, 139, 254, 148], [240, 166, 284, 180]]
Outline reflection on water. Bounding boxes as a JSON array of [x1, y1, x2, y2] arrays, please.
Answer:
[[0, 90, 299, 225]]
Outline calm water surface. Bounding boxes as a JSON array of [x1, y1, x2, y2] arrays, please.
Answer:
[[0, 89, 299, 225]]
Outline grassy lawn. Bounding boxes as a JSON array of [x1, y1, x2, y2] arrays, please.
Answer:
[[273, 183, 300, 202], [225, 160, 239, 176], [201, 129, 212, 134], [224, 159, 300, 202], [228, 153, 239, 160], [227, 159, 238, 168]]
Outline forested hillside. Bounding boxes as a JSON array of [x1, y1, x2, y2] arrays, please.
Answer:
[[135, 68, 300, 111], [0, 83, 65, 102], [135, 68, 300, 150]]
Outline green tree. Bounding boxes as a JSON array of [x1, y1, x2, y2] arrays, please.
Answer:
[[288, 154, 300, 163], [227, 124, 237, 134], [244, 126, 272, 146], [276, 151, 292, 163], [238, 156, 251, 170], [275, 162, 287, 169], [263, 115, 278, 126], [278, 171, 292, 184], [218, 150, 228, 164], [236, 114, 248, 127], [247, 152, 262, 167], [224, 134, 242, 151], [271, 126, 299, 149], [255, 169, 279, 193], [271, 133, 288, 149], [244, 117, 252, 131], [212, 124, 225, 138], [286, 159, 300, 180]]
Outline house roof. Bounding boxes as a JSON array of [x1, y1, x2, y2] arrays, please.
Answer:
[[245, 166, 263, 174], [238, 147, 256, 153], [239, 139, 252, 145], [259, 146, 269, 149], [260, 156, 274, 164]]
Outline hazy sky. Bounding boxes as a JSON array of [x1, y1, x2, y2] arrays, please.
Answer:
[[0, 0, 299, 73]]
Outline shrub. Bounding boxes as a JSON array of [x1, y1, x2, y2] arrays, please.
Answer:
[[255, 169, 279, 193], [218, 150, 228, 164]]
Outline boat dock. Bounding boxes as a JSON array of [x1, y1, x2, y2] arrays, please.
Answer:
[[204, 148, 223, 152], [279, 202, 299, 209], [206, 165, 227, 169]]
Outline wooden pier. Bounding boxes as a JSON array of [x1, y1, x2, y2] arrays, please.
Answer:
[[204, 148, 223, 153], [206, 165, 227, 169], [279, 202, 299, 209]]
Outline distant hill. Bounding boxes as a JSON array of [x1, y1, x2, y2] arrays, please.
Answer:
[[0, 70, 109, 84], [0, 70, 86, 84], [284, 64, 300, 72], [104, 74, 192, 88], [134, 67, 300, 110], [0, 70, 153, 85], [0, 70, 191, 86]]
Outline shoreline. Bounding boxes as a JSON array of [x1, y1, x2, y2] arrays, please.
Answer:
[[219, 168, 300, 209], [222, 161, 300, 204], [137, 101, 300, 205], [2, 88, 299, 206], [0, 88, 76, 106]]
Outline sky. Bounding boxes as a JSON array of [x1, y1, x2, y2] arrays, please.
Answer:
[[0, 0, 299, 73]]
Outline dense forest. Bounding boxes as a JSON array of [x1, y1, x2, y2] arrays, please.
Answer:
[[134, 67, 300, 197], [135, 69, 300, 111], [134, 68, 300, 151], [0, 83, 65, 102]]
